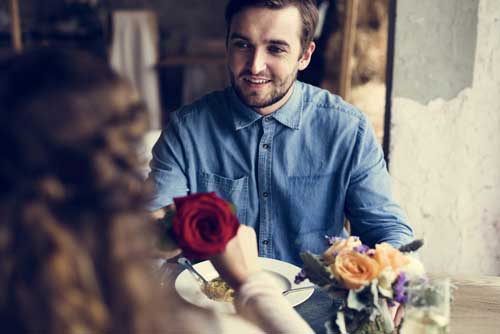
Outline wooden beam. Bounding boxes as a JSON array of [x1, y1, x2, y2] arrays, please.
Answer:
[[338, 0, 359, 101], [9, 0, 23, 52]]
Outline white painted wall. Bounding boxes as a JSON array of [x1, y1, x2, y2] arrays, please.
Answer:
[[390, 0, 500, 275]]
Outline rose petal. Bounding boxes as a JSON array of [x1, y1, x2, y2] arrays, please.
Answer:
[[172, 192, 240, 259]]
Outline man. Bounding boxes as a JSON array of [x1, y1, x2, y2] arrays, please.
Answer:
[[148, 0, 413, 266]]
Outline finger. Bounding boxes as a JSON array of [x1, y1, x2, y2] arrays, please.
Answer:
[[237, 225, 258, 255]]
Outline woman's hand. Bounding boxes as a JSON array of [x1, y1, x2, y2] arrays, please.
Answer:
[[209, 225, 260, 289]]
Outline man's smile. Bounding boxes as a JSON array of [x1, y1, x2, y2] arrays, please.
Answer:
[[242, 76, 272, 88]]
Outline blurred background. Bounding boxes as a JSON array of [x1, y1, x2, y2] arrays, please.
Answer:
[[2, 0, 499, 276]]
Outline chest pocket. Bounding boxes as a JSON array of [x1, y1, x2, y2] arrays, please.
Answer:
[[197, 171, 249, 225]]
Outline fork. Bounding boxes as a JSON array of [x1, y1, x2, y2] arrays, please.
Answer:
[[282, 286, 315, 296]]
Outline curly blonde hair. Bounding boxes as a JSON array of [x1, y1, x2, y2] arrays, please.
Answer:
[[0, 49, 168, 333]]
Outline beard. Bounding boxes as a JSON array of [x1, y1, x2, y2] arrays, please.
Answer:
[[229, 66, 298, 110]]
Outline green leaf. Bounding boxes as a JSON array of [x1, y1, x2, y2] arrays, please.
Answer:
[[398, 239, 424, 253], [350, 315, 389, 334], [346, 281, 379, 311], [300, 251, 334, 287], [156, 209, 178, 251], [375, 298, 395, 333], [323, 284, 349, 300], [156, 229, 178, 251], [368, 280, 380, 319], [160, 209, 176, 230], [335, 310, 348, 334], [378, 285, 393, 299], [347, 289, 367, 312], [228, 202, 237, 215]]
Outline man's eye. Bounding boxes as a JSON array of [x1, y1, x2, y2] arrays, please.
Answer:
[[234, 41, 250, 49], [268, 46, 285, 54]]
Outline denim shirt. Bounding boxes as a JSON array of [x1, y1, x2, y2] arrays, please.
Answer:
[[148, 81, 414, 265]]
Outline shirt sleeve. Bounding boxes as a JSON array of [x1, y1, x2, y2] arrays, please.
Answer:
[[345, 115, 414, 249], [146, 111, 189, 211], [234, 272, 314, 334]]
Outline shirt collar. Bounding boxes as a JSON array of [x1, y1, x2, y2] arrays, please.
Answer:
[[228, 81, 303, 131]]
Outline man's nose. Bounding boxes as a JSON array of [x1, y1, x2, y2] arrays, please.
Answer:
[[247, 49, 267, 74]]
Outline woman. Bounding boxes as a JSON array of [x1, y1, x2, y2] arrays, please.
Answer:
[[0, 49, 312, 333], [0, 48, 169, 333]]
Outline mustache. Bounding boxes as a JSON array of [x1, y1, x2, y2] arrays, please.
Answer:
[[238, 70, 272, 79]]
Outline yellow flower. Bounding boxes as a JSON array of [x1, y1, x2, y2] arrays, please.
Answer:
[[373, 243, 410, 275], [331, 250, 380, 289], [373, 243, 424, 294], [323, 236, 362, 264], [378, 267, 398, 297], [401, 255, 426, 277]]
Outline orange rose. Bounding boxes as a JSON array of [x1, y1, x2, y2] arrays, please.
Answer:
[[323, 236, 362, 264], [331, 250, 380, 289], [373, 243, 410, 274]]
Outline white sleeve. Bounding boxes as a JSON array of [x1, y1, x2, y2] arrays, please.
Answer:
[[234, 272, 314, 334]]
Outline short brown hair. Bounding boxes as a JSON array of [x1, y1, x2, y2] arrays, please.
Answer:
[[225, 0, 319, 53]]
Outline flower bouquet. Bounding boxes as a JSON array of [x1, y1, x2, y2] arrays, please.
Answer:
[[295, 236, 427, 334]]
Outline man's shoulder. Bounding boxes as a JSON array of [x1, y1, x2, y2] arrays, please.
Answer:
[[300, 82, 366, 122], [171, 88, 230, 122]]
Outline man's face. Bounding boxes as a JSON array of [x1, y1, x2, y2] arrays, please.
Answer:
[[227, 6, 315, 115]]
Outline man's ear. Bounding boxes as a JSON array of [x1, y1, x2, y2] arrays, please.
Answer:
[[298, 41, 316, 71]]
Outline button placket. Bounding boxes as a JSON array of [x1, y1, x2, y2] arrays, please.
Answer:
[[257, 116, 275, 257]]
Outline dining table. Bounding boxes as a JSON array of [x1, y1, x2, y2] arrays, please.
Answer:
[[444, 275, 500, 334], [158, 261, 500, 334], [296, 275, 500, 334]]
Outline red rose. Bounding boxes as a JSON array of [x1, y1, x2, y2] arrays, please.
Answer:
[[172, 192, 240, 259]]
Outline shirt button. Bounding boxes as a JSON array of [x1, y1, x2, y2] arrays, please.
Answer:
[[262, 239, 269, 245], [264, 117, 272, 122], [263, 192, 269, 197], [262, 143, 270, 149]]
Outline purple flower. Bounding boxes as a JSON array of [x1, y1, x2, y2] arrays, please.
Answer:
[[324, 235, 363, 247], [393, 272, 408, 304], [353, 245, 370, 254], [294, 269, 308, 284], [325, 235, 343, 245]]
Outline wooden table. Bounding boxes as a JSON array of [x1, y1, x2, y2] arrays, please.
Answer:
[[448, 276, 500, 334]]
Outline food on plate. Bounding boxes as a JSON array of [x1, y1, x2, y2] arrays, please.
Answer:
[[202, 277, 235, 302]]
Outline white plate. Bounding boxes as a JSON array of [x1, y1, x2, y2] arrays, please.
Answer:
[[175, 257, 314, 313]]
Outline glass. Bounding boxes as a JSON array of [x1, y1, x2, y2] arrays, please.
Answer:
[[401, 278, 451, 334]]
